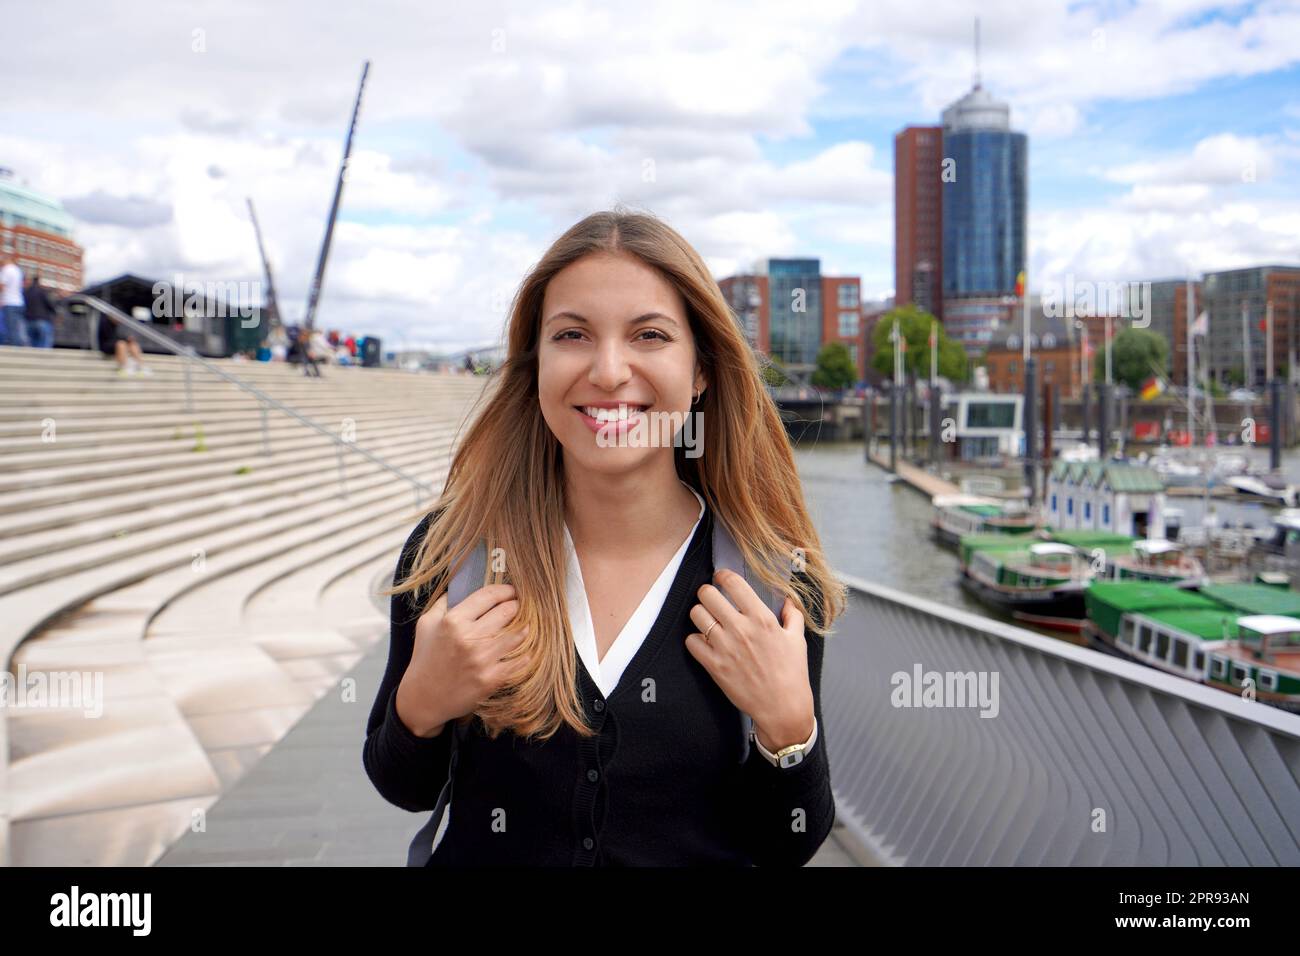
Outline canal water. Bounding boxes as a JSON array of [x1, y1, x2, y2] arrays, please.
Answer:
[[792, 441, 1300, 637]]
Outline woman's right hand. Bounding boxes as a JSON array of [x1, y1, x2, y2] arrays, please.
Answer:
[[395, 584, 527, 738]]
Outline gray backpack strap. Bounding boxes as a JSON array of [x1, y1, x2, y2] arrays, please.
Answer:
[[711, 513, 793, 764], [405, 538, 487, 867]]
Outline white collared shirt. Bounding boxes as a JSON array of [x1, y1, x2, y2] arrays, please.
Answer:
[[563, 480, 706, 699]]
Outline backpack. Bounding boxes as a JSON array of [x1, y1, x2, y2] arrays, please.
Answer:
[[404, 507, 791, 866]]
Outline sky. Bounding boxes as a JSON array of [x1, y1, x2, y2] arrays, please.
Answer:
[[3, 0, 1299, 353]]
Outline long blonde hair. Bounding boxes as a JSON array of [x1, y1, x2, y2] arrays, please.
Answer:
[[391, 207, 846, 742]]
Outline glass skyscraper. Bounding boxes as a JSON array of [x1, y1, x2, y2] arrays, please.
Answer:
[[767, 258, 822, 368], [941, 85, 1027, 299]]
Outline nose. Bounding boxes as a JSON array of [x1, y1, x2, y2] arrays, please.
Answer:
[[587, 338, 632, 391]]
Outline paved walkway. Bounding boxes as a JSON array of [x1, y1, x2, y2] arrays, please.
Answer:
[[157, 643, 868, 866], [867, 447, 960, 497]]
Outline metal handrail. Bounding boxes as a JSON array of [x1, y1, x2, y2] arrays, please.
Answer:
[[64, 293, 435, 505], [826, 571, 1300, 866]]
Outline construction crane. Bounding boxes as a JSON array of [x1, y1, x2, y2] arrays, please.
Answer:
[[302, 60, 369, 331], [246, 197, 283, 331]]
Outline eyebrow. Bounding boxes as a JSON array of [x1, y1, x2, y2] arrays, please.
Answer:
[[544, 311, 681, 330]]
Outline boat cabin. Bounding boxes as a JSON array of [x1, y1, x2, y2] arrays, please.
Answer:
[[1234, 615, 1300, 663], [1028, 542, 1076, 572], [1130, 538, 1184, 569]]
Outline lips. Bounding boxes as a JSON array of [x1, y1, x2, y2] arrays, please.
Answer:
[[574, 403, 650, 435]]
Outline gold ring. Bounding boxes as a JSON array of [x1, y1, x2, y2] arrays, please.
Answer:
[[703, 619, 719, 642]]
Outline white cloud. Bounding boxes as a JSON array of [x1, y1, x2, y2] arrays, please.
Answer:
[[1106, 133, 1277, 186]]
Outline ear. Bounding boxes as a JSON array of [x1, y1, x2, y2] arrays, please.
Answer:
[[694, 364, 709, 398]]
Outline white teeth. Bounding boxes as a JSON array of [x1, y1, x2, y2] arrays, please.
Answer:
[[582, 405, 647, 422]]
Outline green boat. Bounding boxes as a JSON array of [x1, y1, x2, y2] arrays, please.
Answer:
[[959, 528, 1211, 635], [932, 493, 1038, 547], [1050, 530, 1208, 585], [1084, 580, 1300, 711], [959, 536, 1091, 628]]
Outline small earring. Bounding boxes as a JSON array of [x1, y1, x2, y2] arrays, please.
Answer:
[[692, 388, 702, 404]]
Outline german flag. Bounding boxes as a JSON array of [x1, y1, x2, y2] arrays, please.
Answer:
[[1014, 270, 1026, 298], [1139, 375, 1164, 400]]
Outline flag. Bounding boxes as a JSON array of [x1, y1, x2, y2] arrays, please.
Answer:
[[1139, 376, 1164, 400], [1259, 318, 1267, 332], [1191, 310, 1208, 337], [928, 320, 937, 349], [1014, 270, 1026, 297]]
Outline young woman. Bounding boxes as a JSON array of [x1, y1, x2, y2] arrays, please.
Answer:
[[363, 208, 846, 866]]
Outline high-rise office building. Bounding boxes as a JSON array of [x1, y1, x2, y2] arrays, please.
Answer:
[[894, 126, 943, 322], [767, 258, 823, 369], [718, 274, 769, 352], [940, 83, 1027, 302], [1201, 265, 1300, 387]]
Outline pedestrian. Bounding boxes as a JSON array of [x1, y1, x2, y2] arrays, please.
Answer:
[[364, 208, 847, 867], [288, 327, 322, 377], [0, 253, 27, 347], [22, 273, 57, 349]]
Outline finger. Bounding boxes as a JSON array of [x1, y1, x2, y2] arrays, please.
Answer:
[[448, 583, 517, 623], [468, 598, 521, 639], [683, 632, 718, 670], [418, 591, 448, 622], [695, 582, 745, 634], [710, 568, 770, 620], [688, 603, 724, 637], [781, 596, 805, 637]]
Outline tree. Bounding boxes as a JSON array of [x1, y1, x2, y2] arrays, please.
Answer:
[[1094, 326, 1169, 392], [760, 354, 789, 387], [812, 342, 857, 389], [871, 303, 968, 382]]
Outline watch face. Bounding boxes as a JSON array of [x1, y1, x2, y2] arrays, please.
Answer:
[[778, 750, 804, 769]]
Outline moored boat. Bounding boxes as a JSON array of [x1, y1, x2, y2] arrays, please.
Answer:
[[959, 538, 1090, 623], [931, 492, 1037, 547], [1084, 580, 1300, 711]]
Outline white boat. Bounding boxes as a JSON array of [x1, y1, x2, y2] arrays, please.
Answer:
[[1147, 452, 1204, 487], [1227, 474, 1298, 507]]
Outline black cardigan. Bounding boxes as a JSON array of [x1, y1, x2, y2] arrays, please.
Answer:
[[362, 503, 834, 866]]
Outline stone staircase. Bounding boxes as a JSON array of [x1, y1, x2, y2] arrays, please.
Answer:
[[0, 344, 488, 865]]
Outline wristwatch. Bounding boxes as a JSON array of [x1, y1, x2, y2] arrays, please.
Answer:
[[751, 718, 817, 769]]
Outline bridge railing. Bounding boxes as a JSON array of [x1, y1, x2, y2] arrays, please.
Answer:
[[827, 573, 1300, 865]]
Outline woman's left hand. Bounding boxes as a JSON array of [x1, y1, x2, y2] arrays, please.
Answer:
[[685, 568, 815, 752]]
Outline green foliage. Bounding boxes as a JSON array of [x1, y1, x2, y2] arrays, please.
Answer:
[[192, 423, 207, 453], [760, 355, 789, 387], [812, 342, 858, 389], [871, 304, 968, 382], [235, 465, 252, 475], [1094, 327, 1170, 391]]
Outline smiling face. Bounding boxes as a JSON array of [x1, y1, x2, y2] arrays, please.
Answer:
[[537, 250, 707, 479]]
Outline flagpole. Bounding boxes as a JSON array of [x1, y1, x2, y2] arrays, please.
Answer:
[[930, 317, 938, 385], [1242, 299, 1250, 389], [1186, 277, 1194, 446], [1266, 300, 1274, 382]]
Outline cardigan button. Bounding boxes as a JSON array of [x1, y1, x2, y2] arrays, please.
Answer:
[[593, 699, 605, 712], [587, 769, 599, 782], [583, 837, 594, 850]]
